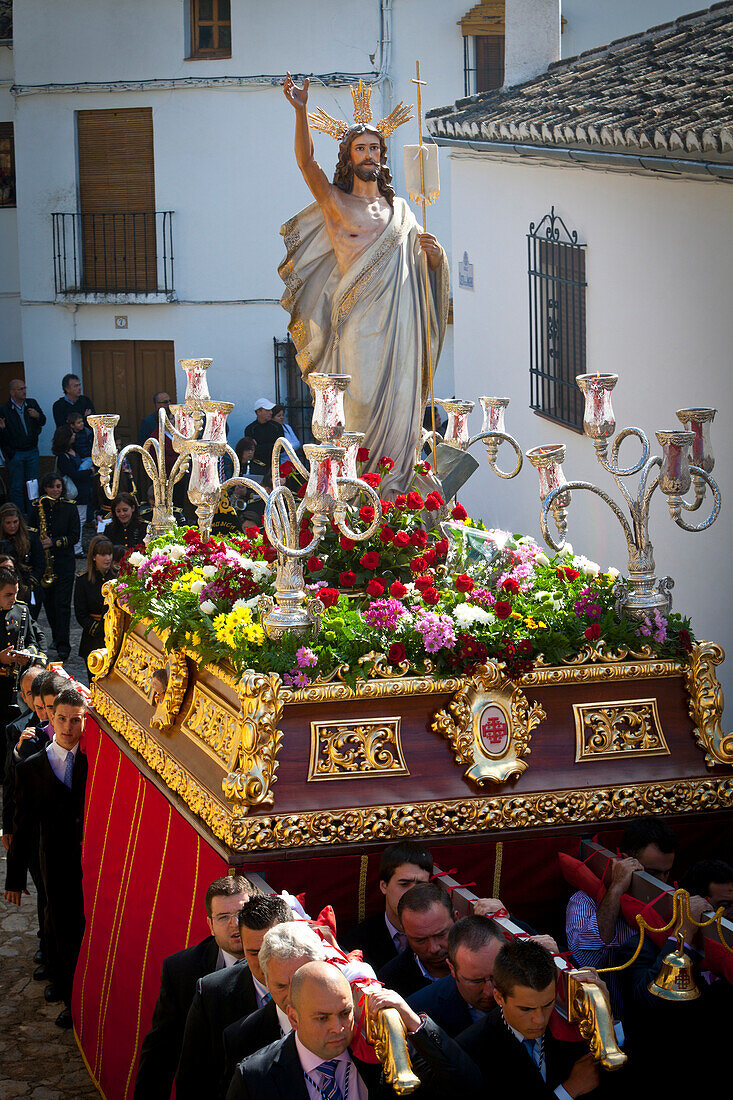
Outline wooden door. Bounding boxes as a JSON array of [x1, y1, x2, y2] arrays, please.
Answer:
[[77, 108, 156, 293], [80, 341, 176, 453], [0, 362, 24, 403]]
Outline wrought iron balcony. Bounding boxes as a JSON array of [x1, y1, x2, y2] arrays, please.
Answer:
[[52, 211, 174, 298]]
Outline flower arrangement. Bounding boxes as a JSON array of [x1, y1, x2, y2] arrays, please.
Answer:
[[114, 457, 695, 688]]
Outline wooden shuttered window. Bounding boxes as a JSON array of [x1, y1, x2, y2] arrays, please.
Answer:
[[77, 108, 156, 292], [0, 121, 16, 207]]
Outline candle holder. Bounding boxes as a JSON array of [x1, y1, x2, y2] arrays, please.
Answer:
[[676, 407, 716, 512], [422, 395, 523, 486], [528, 377, 721, 621]]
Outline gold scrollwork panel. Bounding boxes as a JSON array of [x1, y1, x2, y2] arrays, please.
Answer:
[[308, 717, 409, 781], [431, 662, 546, 784], [221, 671, 283, 809], [151, 650, 189, 732], [87, 581, 126, 679], [574, 698, 669, 763], [567, 972, 627, 1070], [181, 682, 241, 766], [115, 633, 165, 700], [685, 641, 733, 768]]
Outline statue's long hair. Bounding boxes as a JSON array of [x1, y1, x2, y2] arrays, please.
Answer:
[[333, 125, 396, 210]]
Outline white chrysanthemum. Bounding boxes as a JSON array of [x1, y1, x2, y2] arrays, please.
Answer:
[[575, 554, 600, 576], [202, 564, 218, 578], [560, 542, 574, 557], [606, 566, 620, 579], [536, 552, 550, 567], [165, 543, 188, 561], [244, 559, 270, 582], [190, 579, 206, 594], [454, 603, 494, 626], [128, 551, 146, 567], [200, 600, 216, 615]]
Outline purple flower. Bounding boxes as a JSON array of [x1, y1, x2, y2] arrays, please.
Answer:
[[469, 587, 496, 608], [414, 610, 456, 654], [296, 646, 317, 669], [283, 669, 309, 688], [363, 598, 410, 632]]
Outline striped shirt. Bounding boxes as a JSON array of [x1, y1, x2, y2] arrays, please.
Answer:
[[565, 891, 635, 1020]]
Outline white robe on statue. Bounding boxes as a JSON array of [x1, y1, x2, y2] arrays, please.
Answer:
[[278, 197, 449, 493]]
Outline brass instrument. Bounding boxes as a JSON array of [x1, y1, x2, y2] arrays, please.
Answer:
[[37, 495, 57, 588]]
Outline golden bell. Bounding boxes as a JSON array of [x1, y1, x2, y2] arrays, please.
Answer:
[[648, 945, 700, 1001]]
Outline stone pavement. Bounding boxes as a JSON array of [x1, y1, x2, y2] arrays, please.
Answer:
[[0, 608, 100, 1098]]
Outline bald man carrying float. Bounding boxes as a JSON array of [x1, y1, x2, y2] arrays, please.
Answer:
[[226, 960, 479, 1099]]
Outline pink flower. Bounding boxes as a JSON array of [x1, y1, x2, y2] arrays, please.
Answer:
[[296, 646, 317, 669]]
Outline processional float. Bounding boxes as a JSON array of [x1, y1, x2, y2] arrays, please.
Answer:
[[79, 63, 732, 1098]]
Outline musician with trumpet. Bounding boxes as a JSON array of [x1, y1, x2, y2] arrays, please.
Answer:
[[28, 473, 79, 661]]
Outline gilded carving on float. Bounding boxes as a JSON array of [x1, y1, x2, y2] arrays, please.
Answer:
[[574, 698, 669, 763], [221, 671, 283, 809], [431, 663, 546, 784], [180, 681, 240, 763], [151, 649, 189, 732], [686, 641, 733, 767], [363, 992, 420, 1094], [308, 717, 408, 781], [91, 683, 235, 847], [87, 581, 126, 679], [232, 777, 733, 851], [115, 633, 164, 698], [567, 972, 627, 1070]]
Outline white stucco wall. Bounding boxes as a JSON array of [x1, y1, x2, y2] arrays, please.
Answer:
[[0, 44, 22, 363], [448, 152, 733, 712], [561, 0, 693, 58]]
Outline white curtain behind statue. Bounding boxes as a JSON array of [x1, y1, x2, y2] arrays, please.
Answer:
[[279, 197, 449, 493]]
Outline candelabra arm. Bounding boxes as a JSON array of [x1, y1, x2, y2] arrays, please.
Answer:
[[220, 476, 271, 506], [542, 480, 636, 554], [100, 441, 159, 502], [272, 436, 310, 483], [165, 450, 193, 509], [468, 431, 523, 479], [678, 475, 707, 513], [668, 467, 721, 533], [263, 485, 324, 559], [333, 479, 382, 541], [599, 426, 650, 478], [639, 456, 662, 519], [225, 445, 241, 480]]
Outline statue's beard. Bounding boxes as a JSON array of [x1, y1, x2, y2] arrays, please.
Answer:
[[353, 162, 381, 182]]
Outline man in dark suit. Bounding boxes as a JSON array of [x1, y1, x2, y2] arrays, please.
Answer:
[[457, 940, 601, 1098], [0, 378, 46, 511], [223, 921, 327, 1086], [226, 961, 482, 1099], [176, 894, 294, 1100], [5, 685, 88, 1028], [378, 881, 455, 999], [52, 373, 95, 428], [341, 842, 433, 972], [134, 874, 254, 1100], [409, 914, 504, 1036]]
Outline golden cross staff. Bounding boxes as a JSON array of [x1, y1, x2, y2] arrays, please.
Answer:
[[409, 61, 439, 476]]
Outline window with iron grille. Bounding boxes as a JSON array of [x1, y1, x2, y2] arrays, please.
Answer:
[[273, 336, 314, 448], [463, 35, 504, 95], [190, 0, 231, 58], [527, 208, 586, 431], [0, 122, 16, 207]]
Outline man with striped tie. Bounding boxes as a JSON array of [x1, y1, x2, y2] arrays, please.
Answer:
[[226, 960, 481, 1099]]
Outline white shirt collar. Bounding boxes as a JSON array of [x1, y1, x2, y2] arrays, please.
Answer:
[[252, 972, 269, 1004], [47, 738, 79, 764], [276, 1004, 291, 1035], [294, 1032, 351, 1075], [217, 948, 240, 969]]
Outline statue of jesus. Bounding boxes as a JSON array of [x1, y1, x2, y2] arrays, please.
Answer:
[[280, 74, 449, 492]]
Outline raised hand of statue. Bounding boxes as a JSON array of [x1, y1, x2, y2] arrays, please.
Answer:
[[284, 72, 309, 109]]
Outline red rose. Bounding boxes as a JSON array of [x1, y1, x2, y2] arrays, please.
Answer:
[[366, 578, 386, 597], [455, 574, 474, 593], [410, 529, 428, 548], [414, 575, 433, 592], [410, 556, 428, 573], [356, 447, 370, 462], [451, 504, 468, 521], [422, 587, 440, 606], [388, 642, 406, 664], [395, 494, 407, 509], [244, 526, 261, 539], [502, 578, 520, 595], [279, 460, 294, 478], [299, 530, 313, 548], [423, 548, 436, 566], [307, 556, 324, 572], [406, 491, 424, 511], [434, 538, 449, 559], [296, 482, 307, 499], [262, 546, 277, 563], [584, 623, 602, 640], [393, 531, 411, 549], [495, 600, 512, 620], [183, 528, 201, 544], [379, 526, 395, 544], [390, 581, 407, 598], [340, 536, 356, 551], [359, 505, 375, 524], [557, 565, 581, 581], [425, 491, 445, 512], [339, 571, 357, 587], [379, 499, 393, 514], [318, 588, 340, 608], [361, 472, 381, 488], [379, 456, 395, 471], [360, 551, 380, 570]]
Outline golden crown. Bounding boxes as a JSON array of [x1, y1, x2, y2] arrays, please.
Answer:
[[309, 79, 414, 141]]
